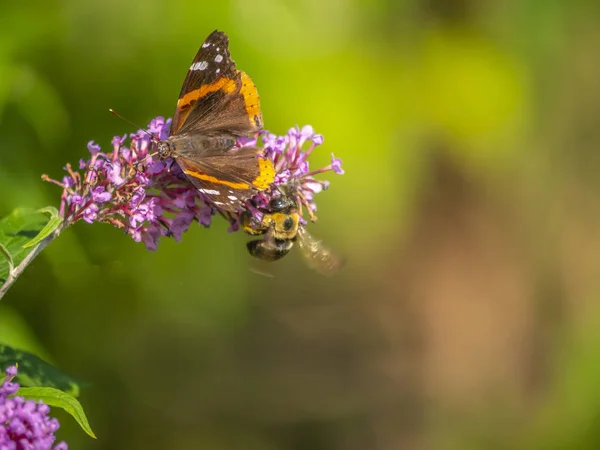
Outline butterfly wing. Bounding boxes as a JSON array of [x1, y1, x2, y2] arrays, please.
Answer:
[[176, 145, 275, 211], [165, 30, 272, 211], [171, 30, 263, 137]]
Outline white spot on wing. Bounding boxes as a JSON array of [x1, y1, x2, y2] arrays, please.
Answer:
[[202, 42, 211, 48], [215, 54, 223, 63], [216, 68, 220, 73], [198, 188, 220, 195], [214, 201, 224, 205], [228, 195, 238, 201], [216, 47, 220, 51], [190, 61, 208, 71]]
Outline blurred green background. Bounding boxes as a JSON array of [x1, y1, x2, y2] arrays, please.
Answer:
[[2, 0, 600, 448]]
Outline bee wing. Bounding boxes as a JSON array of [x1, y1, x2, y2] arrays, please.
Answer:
[[296, 227, 345, 276]]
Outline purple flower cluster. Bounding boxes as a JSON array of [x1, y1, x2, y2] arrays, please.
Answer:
[[44, 117, 211, 250], [0, 366, 67, 450], [44, 118, 343, 250], [245, 125, 343, 224]]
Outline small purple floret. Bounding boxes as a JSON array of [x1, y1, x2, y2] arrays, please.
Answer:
[[91, 186, 111, 203], [83, 204, 99, 224], [331, 153, 344, 175], [87, 141, 101, 155]]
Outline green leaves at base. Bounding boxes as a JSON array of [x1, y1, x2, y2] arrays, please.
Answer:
[[0, 344, 82, 396], [18, 387, 96, 439], [0, 344, 95, 438], [0, 206, 63, 286], [23, 207, 63, 248]]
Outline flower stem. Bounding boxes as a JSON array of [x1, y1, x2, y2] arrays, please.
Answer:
[[0, 221, 69, 300]]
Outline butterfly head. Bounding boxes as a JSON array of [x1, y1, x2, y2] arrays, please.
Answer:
[[157, 140, 173, 159]]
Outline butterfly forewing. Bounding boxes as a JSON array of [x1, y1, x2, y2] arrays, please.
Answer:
[[171, 31, 262, 137], [171, 31, 236, 135]]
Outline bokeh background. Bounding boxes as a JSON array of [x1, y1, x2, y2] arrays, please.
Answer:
[[2, 0, 600, 448]]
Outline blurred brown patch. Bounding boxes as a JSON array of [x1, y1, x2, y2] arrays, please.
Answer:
[[369, 147, 538, 446]]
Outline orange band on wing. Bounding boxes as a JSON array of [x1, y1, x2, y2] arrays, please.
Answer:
[[239, 71, 262, 127], [252, 157, 275, 190], [177, 78, 237, 110], [184, 157, 274, 192], [183, 169, 250, 189]]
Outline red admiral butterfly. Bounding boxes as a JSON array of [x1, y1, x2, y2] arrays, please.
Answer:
[[157, 30, 275, 212]]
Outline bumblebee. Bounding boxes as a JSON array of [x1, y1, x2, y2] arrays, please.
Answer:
[[242, 187, 343, 276]]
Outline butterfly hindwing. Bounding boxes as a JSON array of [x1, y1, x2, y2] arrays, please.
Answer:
[[176, 146, 275, 211]]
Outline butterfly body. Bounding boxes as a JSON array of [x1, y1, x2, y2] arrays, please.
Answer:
[[158, 134, 236, 159], [157, 30, 274, 211]]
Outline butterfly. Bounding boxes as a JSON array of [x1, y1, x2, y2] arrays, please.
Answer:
[[156, 30, 275, 212]]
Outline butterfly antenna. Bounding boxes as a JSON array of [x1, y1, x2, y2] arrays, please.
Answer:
[[109, 109, 155, 140], [109, 108, 160, 160], [108, 108, 164, 180]]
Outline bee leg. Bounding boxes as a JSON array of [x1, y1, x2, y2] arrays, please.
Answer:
[[241, 212, 266, 235], [242, 210, 276, 236], [244, 226, 266, 236]]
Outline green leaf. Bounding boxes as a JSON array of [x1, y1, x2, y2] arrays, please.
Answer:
[[0, 207, 59, 286], [0, 344, 82, 396], [17, 387, 96, 439], [23, 207, 63, 248]]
